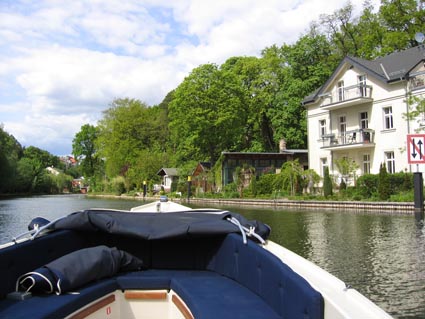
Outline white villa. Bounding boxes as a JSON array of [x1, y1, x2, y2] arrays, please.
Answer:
[[303, 46, 425, 183]]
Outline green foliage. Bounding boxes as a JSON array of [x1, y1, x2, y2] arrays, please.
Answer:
[[97, 98, 166, 178], [303, 169, 321, 194], [0, 126, 22, 193], [72, 124, 99, 177], [356, 174, 378, 198], [378, 163, 391, 200], [107, 176, 126, 195], [404, 93, 425, 131], [274, 160, 304, 196], [335, 157, 359, 178], [168, 63, 246, 164], [323, 166, 333, 197], [255, 173, 277, 196]]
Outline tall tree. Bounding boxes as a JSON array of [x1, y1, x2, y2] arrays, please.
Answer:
[[268, 33, 336, 149], [379, 0, 425, 52], [0, 126, 22, 193], [72, 124, 99, 177], [96, 98, 160, 178], [168, 64, 246, 164], [16, 146, 58, 193], [221, 56, 279, 151]]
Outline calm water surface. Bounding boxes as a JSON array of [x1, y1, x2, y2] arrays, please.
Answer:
[[0, 195, 424, 318]]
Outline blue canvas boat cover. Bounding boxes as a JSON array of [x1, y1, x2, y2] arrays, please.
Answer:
[[50, 210, 271, 242], [17, 245, 143, 295]]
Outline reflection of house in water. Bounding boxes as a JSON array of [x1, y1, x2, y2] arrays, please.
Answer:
[[221, 146, 308, 188], [192, 162, 212, 193], [156, 168, 178, 193]]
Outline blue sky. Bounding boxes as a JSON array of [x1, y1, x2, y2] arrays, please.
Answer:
[[0, 0, 379, 155]]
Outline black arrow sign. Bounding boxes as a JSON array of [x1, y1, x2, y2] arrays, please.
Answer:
[[411, 138, 423, 159], [412, 138, 417, 158]]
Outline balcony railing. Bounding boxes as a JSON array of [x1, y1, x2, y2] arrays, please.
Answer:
[[320, 84, 373, 107], [409, 72, 425, 90], [320, 128, 375, 149]]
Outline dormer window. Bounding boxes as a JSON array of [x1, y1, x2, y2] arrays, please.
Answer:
[[337, 81, 345, 101], [409, 71, 425, 90]]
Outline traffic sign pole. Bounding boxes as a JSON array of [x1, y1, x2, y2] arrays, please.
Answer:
[[407, 134, 425, 218]]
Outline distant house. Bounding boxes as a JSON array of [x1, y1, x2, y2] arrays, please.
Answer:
[[157, 168, 179, 192], [192, 162, 213, 193], [46, 166, 61, 176], [220, 144, 308, 187]]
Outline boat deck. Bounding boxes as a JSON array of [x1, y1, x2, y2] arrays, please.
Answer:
[[0, 215, 324, 319]]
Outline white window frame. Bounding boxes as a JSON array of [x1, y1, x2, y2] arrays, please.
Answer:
[[339, 115, 347, 143], [383, 106, 394, 130], [360, 111, 368, 129], [363, 153, 371, 174], [384, 151, 395, 173], [358, 75, 367, 96], [337, 80, 345, 101], [319, 119, 327, 137], [320, 157, 328, 177]]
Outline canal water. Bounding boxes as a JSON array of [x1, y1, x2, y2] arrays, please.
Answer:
[[0, 195, 424, 318]]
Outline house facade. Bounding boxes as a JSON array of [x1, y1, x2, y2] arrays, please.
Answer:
[[156, 168, 178, 192], [220, 149, 308, 188], [303, 46, 425, 183]]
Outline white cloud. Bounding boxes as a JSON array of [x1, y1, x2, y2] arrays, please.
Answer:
[[0, 0, 379, 154]]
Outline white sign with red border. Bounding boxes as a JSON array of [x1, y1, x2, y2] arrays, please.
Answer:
[[407, 134, 425, 164]]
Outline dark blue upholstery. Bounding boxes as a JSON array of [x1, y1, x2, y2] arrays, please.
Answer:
[[171, 272, 281, 319], [0, 230, 324, 319], [207, 233, 324, 319]]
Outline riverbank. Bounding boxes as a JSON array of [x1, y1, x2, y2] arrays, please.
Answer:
[[88, 194, 417, 215]]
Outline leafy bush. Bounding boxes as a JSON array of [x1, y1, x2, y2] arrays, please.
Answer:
[[355, 174, 378, 198], [389, 172, 413, 193], [255, 174, 277, 195], [109, 176, 126, 195], [390, 190, 414, 202]]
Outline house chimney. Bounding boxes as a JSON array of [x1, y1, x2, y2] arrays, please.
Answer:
[[279, 138, 286, 153]]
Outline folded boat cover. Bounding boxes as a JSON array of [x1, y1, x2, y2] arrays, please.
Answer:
[[17, 245, 143, 294], [49, 210, 271, 241]]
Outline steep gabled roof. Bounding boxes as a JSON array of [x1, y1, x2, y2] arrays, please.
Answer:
[[303, 46, 425, 105], [157, 168, 178, 177]]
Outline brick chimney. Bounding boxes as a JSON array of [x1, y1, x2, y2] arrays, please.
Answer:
[[279, 138, 286, 153]]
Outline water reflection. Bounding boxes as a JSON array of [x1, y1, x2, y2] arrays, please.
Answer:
[[204, 205, 425, 318]]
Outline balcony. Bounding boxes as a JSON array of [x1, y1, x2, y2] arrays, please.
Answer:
[[320, 84, 373, 110], [409, 72, 425, 91], [320, 128, 375, 150]]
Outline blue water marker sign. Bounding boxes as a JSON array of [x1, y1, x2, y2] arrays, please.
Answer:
[[407, 134, 425, 164]]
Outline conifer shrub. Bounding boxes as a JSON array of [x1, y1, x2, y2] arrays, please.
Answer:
[[378, 163, 391, 200], [323, 166, 333, 197]]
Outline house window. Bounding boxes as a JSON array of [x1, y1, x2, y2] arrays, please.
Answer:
[[363, 154, 370, 174], [320, 158, 328, 177], [385, 151, 395, 173], [319, 119, 326, 137], [360, 112, 368, 129], [337, 81, 345, 101], [339, 115, 346, 143], [383, 107, 393, 129], [358, 75, 367, 96]]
